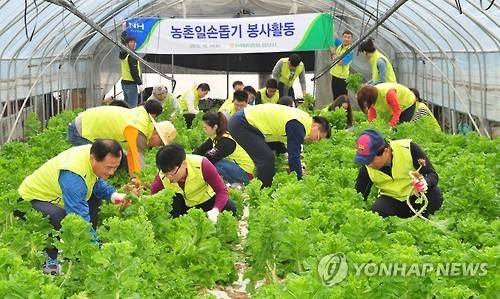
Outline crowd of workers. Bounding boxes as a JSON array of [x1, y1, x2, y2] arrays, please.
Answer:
[[16, 30, 442, 275]]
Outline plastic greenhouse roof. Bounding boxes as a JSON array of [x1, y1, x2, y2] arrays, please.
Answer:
[[0, 0, 498, 60]]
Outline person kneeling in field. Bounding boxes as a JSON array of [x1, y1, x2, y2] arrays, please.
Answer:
[[354, 130, 443, 218], [17, 139, 129, 275], [193, 112, 254, 186], [150, 144, 237, 223]]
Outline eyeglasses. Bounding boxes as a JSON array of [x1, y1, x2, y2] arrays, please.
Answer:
[[162, 165, 180, 177]]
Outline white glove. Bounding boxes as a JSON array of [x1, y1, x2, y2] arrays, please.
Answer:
[[138, 85, 145, 92], [411, 177, 428, 193], [111, 192, 129, 207], [207, 208, 220, 224]]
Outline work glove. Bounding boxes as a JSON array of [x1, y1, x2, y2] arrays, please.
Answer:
[[411, 177, 428, 193], [207, 208, 220, 224], [111, 192, 130, 208]]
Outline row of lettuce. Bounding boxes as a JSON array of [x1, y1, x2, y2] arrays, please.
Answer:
[[0, 107, 498, 298]]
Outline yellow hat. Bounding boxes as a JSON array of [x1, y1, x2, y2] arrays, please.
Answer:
[[149, 114, 176, 145]]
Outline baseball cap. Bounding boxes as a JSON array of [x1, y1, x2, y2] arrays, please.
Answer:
[[354, 129, 386, 166]]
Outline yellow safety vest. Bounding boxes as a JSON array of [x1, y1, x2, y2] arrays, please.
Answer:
[[218, 99, 236, 114], [160, 155, 216, 207], [374, 83, 416, 122], [121, 54, 142, 81], [80, 105, 155, 143], [244, 104, 312, 143], [369, 50, 397, 83], [178, 89, 200, 113], [278, 58, 305, 87], [320, 105, 331, 114], [366, 139, 417, 201], [413, 102, 441, 132], [259, 87, 280, 104], [330, 44, 351, 79], [18, 145, 98, 206], [213, 133, 255, 174]]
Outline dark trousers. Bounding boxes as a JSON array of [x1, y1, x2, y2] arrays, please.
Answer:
[[228, 116, 275, 187], [331, 75, 348, 100], [399, 102, 417, 123], [170, 193, 237, 218], [278, 82, 295, 100], [16, 196, 102, 259], [371, 186, 442, 218], [183, 113, 196, 129], [266, 142, 287, 154]]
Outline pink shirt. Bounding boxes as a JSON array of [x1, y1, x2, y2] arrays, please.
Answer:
[[150, 158, 228, 211]]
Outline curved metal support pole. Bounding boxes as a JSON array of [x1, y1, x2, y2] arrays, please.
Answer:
[[45, 0, 176, 91], [312, 0, 410, 82]]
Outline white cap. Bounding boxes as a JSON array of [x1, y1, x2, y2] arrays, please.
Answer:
[[149, 114, 176, 145]]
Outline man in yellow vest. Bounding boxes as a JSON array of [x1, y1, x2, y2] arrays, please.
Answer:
[[218, 90, 249, 120], [120, 36, 142, 107], [218, 80, 246, 114], [228, 104, 331, 187], [17, 139, 130, 275], [272, 54, 307, 100], [232, 80, 245, 92], [67, 99, 176, 176], [176, 83, 210, 128], [254, 78, 280, 105], [150, 144, 237, 223], [354, 130, 442, 218], [148, 84, 175, 107], [330, 30, 354, 100], [357, 83, 416, 127], [359, 38, 397, 85]]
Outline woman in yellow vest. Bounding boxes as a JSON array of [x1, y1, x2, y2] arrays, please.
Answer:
[[409, 88, 441, 132], [357, 83, 417, 127], [272, 54, 307, 100], [354, 130, 442, 218], [330, 30, 354, 100], [320, 95, 354, 129], [150, 144, 237, 223], [218, 90, 249, 119], [67, 99, 176, 176], [228, 104, 331, 187], [244, 85, 257, 105], [17, 139, 129, 275], [193, 112, 254, 186], [359, 38, 397, 85], [120, 36, 142, 108], [254, 78, 280, 105], [176, 83, 210, 128]]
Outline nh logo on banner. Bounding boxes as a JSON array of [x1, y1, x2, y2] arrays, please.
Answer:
[[128, 22, 145, 30]]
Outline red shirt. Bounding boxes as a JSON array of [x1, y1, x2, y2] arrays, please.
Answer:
[[367, 89, 401, 127]]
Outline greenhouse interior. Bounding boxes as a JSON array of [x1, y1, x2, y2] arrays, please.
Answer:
[[0, 0, 498, 298]]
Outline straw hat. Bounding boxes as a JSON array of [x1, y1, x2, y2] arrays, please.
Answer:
[[149, 114, 176, 145]]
